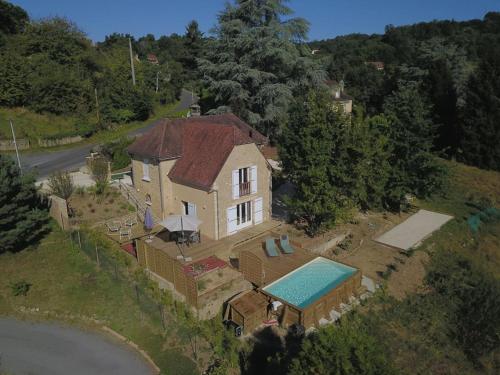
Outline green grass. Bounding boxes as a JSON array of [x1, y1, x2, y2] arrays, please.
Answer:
[[0, 107, 82, 140], [367, 160, 500, 374], [0, 228, 198, 375], [0, 101, 188, 152]]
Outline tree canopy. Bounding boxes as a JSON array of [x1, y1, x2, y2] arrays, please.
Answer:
[[199, 0, 325, 137]]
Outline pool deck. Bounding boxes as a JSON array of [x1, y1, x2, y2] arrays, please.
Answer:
[[375, 209, 453, 251]]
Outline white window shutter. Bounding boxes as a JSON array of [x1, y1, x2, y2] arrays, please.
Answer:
[[254, 198, 263, 224], [143, 159, 150, 180], [232, 170, 240, 199], [250, 165, 257, 194], [227, 206, 237, 235], [188, 202, 197, 216]]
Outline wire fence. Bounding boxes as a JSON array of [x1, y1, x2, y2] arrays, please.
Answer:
[[69, 230, 168, 330]]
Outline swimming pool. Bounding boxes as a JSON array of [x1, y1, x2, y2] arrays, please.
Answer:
[[262, 257, 357, 309]]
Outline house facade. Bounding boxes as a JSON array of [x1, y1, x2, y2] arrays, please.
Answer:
[[325, 79, 353, 114], [128, 114, 271, 240]]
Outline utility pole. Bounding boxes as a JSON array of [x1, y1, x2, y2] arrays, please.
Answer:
[[128, 37, 136, 86], [94, 88, 100, 123], [9, 119, 22, 174], [156, 71, 159, 93]]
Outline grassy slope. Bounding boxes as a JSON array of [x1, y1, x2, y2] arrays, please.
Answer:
[[0, 228, 198, 375], [0, 101, 187, 148], [374, 161, 500, 374]]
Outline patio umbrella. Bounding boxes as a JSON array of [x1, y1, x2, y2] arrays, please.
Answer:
[[158, 215, 202, 232], [144, 207, 154, 230]]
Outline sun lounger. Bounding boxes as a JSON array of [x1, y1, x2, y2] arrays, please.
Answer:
[[265, 238, 279, 257], [279, 234, 294, 254]]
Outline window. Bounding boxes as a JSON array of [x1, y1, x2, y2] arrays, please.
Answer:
[[236, 201, 251, 225], [182, 201, 197, 216], [239, 167, 250, 196], [142, 159, 150, 181], [233, 166, 257, 199]]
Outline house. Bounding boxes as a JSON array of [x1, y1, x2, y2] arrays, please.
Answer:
[[127, 114, 271, 241], [146, 53, 159, 65], [365, 61, 385, 71], [325, 79, 353, 114]]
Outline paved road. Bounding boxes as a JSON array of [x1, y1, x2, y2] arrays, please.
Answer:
[[17, 89, 197, 179], [0, 318, 154, 375]]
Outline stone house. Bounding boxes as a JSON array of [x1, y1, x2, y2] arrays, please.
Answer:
[[127, 114, 271, 240]]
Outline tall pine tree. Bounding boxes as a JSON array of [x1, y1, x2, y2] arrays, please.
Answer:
[[458, 36, 500, 171], [383, 81, 446, 209], [198, 0, 325, 138], [279, 89, 342, 236], [0, 155, 49, 253]]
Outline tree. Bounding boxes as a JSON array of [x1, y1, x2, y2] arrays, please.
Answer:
[[383, 81, 446, 209], [0, 155, 49, 253], [0, 0, 28, 37], [458, 35, 500, 171], [89, 157, 109, 195], [199, 0, 325, 137], [279, 89, 343, 236], [48, 171, 74, 200], [288, 316, 397, 375], [185, 20, 202, 44], [335, 113, 392, 211]]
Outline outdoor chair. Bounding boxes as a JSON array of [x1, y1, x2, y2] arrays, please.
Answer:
[[124, 215, 138, 227], [106, 220, 121, 233], [189, 231, 200, 244], [119, 227, 131, 241], [264, 237, 279, 257], [279, 234, 294, 254]]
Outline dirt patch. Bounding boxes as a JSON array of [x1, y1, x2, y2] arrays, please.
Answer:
[[385, 251, 430, 299], [280, 210, 432, 298], [69, 188, 136, 224]]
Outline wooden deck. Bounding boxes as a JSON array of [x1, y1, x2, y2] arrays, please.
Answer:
[[238, 237, 316, 287], [146, 220, 283, 263]]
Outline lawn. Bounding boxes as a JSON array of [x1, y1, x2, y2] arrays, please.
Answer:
[[0, 100, 187, 149], [0, 228, 199, 375]]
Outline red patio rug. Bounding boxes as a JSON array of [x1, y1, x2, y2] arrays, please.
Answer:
[[183, 256, 227, 277]]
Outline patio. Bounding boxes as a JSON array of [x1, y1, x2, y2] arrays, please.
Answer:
[[143, 220, 283, 263]]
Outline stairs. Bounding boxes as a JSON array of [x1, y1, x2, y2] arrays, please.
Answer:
[[117, 180, 161, 225]]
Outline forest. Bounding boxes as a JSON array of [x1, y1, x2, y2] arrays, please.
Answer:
[[1, 1, 499, 171], [0, 0, 202, 137]]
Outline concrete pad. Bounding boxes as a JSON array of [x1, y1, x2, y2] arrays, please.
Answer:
[[375, 209, 453, 251]]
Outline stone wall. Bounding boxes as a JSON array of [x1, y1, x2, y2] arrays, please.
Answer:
[[0, 136, 83, 151], [49, 195, 70, 230], [0, 139, 30, 151]]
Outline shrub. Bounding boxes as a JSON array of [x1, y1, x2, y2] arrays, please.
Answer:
[[426, 249, 500, 362], [10, 280, 32, 296], [89, 157, 109, 195], [47, 170, 74, 200]]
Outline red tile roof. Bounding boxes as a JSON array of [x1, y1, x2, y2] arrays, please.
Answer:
[[127, 114, 267, 191]]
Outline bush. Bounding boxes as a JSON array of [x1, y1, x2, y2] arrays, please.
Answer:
[[101, 137, 133, 170], [10, 280, 32, 296], [288, 316, 397, 375], [48, 170, 74, 200], [426, 249, 500, 362], [89, 157, 109, 195]]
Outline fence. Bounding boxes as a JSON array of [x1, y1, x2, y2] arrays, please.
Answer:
[[69, 230, 168, 330]]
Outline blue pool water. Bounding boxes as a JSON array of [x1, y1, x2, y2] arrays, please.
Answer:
[[263, 257, 357, 308]]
